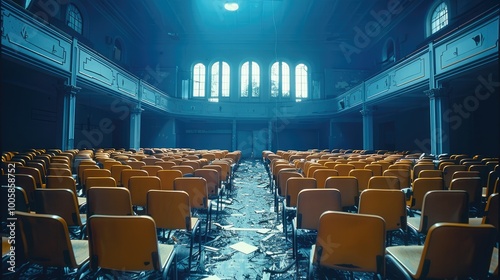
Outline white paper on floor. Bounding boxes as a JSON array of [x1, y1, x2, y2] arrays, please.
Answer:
[[229, 241, 259, 254]]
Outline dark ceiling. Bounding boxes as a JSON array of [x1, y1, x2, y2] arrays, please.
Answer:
[[103, 0, 418, 45]]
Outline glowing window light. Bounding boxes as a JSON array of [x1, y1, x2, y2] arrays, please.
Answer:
[[224, 2, 239, 12]]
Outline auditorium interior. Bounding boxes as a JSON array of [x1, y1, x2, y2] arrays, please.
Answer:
[[1, 0, 499, 279]]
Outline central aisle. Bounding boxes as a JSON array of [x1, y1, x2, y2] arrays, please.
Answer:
[[187, 159, 295, 279]]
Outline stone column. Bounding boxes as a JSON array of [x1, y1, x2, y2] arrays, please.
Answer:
[[129, 104, 143, 150], [360, 108, 374, 150], [62, 85, 80, 150], [424, 87, 450, 155]]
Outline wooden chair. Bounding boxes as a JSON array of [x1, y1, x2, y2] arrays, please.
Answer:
[[87, 215, 176, 279], [418, 169, 443, 178], [383, 169, 410, 189], [312, 169, 338, 188], [307, 211, 385, 279], [171, 165, 195, 176], [15, 211, 89, 279], [407, 177, 443, 216], [33, 189, 87, 239], [16, 166, 45, 189], [128, 176, 161, 210], [282, 177, 317, 239], [174, 177, 212, 239], [121, 169, 148, 189], [348, 169, 373, 193], [293, 189, 342, 261], [386, 223, 496, 279], [407, 190, 469, 245], [368, 176, 400, 190], [46, 175, 86, 208], [86, 187, 134, 217], [147, 190, 201, 272], [365, 163, 383, 176], [157, 169, 183, 190], [110, 165, 132, 187], [85, 177, 117, 189], [141, 165, 163, 176], [324, 176, 359, 212], [449, 177, 483, 217], [358, 189, 407, 245], [156, 161, 177, 170], [333, 164, 355, 176], [194, 168, 224, 214]]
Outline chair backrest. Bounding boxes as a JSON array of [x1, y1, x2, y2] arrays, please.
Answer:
[[102, 160, 121, 171], [277, 170, 303, 196], [156, 161, 176, 170], [418, 169, 443, 178], [46, 175, 78, 194], [413, 163, 435, 179], [416, 223, 496, 279], [16, 211, 86, 268], [452, 170, 480, 180], [87, 215, 169, 272], [86, 187, 134, 217], [442, 164, 467, 189], [121, 169, 148, 189], [312, 169, 338, 188], [16, 166, 44, 188], [285, 177, 317, 207], [194, 168, 220, 196], [183, 160, 201, 170], [82, 169, 111, 192], [128, 176, 161, 207], [348, 169, 373, 192], [110, 165, 132, 187], [365, 164, 383, 176], [147, 190, 192, 230], [313, 211, 385, 275], [296, 189, 342, 230], [449, 177, 482, 209], [1, 186, 30, 219], [409, 177, 443, 211], [481, 193, 499, 237], [157, 169, 183, 190], [486, 170, 500, 197], [333, 164, 356, 176], [7, 174, 37, 204], [48, 167, 72, 176], [141, 165, 163, 176], [348, 161, 367, 169], [418, 190, 469, 233], [143, 157, 161, 165], [77, 164, 99, 184], [174, 177, 209, 209], [171, 165, 195, 176], [368, 176, 399, 189], [34, 189, 83, 227], [324, 176, 359, 209], [383, 169, 410, 189], [125, 161, 146, 169], [25, 161, 46, 183], [86, 177, 117, 189], [358, 189, 406, 232]]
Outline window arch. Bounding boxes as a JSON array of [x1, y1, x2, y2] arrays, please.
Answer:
[[241, 61, 260, 97], [271, 61, 290, 98], [211, 61, 230, 100], [66, 4, 83, 34], [295, 63, 308, 100], [430, 2, 448, 35], [193, 63, 206, 98]]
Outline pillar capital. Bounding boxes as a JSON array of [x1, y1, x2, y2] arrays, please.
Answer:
[[360, 107, 375, 116], [63, 84, 81, 96], [425, 87, 449, 99], [130, 104, 144, 114]]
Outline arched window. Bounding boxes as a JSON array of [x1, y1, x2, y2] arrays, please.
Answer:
[[241, 61, 260, 97], [295, 63, 308, 100], [193, 63, 206, 98], [430, 2, 448, 34], [211, 61, 230, 101], [66, 4, 83, 34], [271, 61, 290, 98]]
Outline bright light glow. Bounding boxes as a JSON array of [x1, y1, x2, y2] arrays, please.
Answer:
[[224, 2, 239, 11]]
